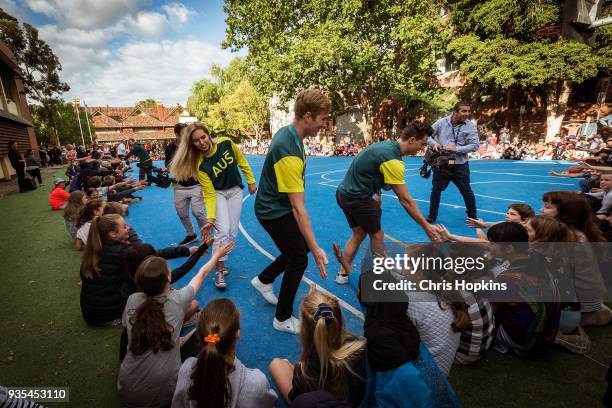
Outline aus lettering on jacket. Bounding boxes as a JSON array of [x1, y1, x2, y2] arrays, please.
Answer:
[[212, 150, 235, 177]]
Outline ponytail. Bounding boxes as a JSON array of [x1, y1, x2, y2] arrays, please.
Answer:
[[299, 292, 365, 401], [190, 299, 239, 408], [129, 257, 173, 355], [449, 301, 470, 332], [80, 214, 121, 279]]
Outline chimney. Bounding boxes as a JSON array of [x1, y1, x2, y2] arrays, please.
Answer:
[[156, 99, 164, 122]]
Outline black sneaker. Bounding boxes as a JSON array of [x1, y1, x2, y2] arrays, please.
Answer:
[[179, 235, 197, 245]]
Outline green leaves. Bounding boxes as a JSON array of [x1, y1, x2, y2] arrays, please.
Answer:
[[223, 0, 446, 122], [30, 99, 94, 146], [188, 57, 268, 140], [447, 0, 602, 91], [448, 36, 600, 90], [0, 12, 69, 102]]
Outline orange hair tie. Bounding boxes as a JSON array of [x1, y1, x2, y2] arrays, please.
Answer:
[[204, 333, 221, 344]]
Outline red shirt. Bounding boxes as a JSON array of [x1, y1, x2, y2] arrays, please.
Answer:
[[49, 186, 69, 210]]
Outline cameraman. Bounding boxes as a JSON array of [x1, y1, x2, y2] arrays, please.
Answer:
[[426, 101, 479, 222], [165, 123, 207, 245]]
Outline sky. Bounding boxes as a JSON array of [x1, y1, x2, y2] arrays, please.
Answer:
[[0, 0, 242, 107]]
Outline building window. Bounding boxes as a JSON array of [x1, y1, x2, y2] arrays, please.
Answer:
[[0, 71, 21, 117], [0, 73, 8, 112]]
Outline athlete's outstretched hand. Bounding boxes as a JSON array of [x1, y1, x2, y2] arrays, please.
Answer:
[[200, 220, 216, 242], [312, 246, 328, 279], [423, 223, 441, 242]]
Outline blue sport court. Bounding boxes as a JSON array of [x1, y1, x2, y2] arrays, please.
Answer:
[[125, 156, 578, 403]]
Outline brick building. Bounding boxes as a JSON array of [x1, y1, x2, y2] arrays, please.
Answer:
[[0, 40, 37, 181], [85, 101, 180, 143]]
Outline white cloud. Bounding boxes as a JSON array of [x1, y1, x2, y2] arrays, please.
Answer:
[[17, 1, 213, 107], [25, 0, 145, 29], [162, 3, 195, 26], [64, 40, 235, 106], [123, 11, 169, 38], [38, 25, 114, 49]]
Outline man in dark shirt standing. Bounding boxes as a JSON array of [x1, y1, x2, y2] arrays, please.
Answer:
[[126, 139, 153, 184], [8, 140, 26, 192], [164, 123, 207, 245]]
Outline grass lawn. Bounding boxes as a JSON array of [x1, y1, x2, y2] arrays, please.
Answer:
[[0, 167, 610, 407]]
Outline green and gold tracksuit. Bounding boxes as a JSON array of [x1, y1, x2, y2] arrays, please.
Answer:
[[196, 136, 255, 220]]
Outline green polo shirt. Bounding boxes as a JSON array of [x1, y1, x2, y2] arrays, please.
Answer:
[[255, 125, 305, 220], [196, 137, 255, 220], [337, 140, 405, 199]]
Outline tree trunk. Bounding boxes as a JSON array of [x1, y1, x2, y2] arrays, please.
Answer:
[[545, 80, 572, 142], [353, 101, 374, 142]]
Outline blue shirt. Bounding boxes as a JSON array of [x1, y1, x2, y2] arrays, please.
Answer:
[[427, 115, 480, 164], [579, 122, 597, 137], [599, 114, 612, 128]]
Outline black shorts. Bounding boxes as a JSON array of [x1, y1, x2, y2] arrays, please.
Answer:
[[336, 189, 381, 234]]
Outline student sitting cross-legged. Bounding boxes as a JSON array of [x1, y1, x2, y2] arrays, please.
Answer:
[[118, 242, 233, 408], [172, 298, 278, 408], [269, 286, 367, 407]]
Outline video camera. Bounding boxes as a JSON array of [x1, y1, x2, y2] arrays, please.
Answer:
[[419, 147, 455, 179], [150, 166, 176, 188]]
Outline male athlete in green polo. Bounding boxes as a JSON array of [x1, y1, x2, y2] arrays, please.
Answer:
[[251, 89, 330, 335], [334, 121, 440, 284]]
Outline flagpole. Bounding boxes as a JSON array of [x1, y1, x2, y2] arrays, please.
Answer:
[[83, 99, 93, 144], [72, 97, 85, 148]]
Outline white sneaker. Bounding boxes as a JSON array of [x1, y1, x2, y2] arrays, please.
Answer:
[[273, 316, 300, 335], [335, 272, 349, 285], [251, 276, 278, 305]]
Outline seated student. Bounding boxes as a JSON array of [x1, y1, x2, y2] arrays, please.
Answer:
[[466, 203, 535, 229], [172, 298, 278, 408], [487, 222, 561, 356], [102, 175, 145, 203], [524, 216, 591, 354], [118, 243, 233, 408], [331, 246, 460, 407], [118, 241, 210, 362], [269, 287, 367, 407], [103, 202, 142, 245], [402, 245, 466, 375], [586, 173, 612, 219], [49, 177, 70, 210], [447, 243, 495, 365], [596, 206, 612, 242], [80, 214, 131, 326], [85, 187, 99, 201], [541, 191, 611, 326], [75, 199, 107, 250], [63, 191, 86, 239]]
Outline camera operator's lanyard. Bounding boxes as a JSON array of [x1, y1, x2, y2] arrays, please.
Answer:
[[448, 117, 462, 165]]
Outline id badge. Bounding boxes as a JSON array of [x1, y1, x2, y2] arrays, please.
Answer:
[[448, 159, 455, 165]]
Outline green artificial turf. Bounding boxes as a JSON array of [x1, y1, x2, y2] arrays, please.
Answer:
[[0, 168, 610, 407]]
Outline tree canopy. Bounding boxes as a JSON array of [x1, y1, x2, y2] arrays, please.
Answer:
[[223, 0, 449, 138], [30, 99, 94, 146], [188, 58, 268, 140], [0, 9, 69, 102], [446, 0, 606, 92]]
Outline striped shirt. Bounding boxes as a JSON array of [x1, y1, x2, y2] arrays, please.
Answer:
[[454, 291, 495, 364]]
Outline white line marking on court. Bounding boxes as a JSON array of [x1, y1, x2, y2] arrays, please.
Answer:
[[472, 170, 565, 179], [306, 169, 347, 177], [474, 194, 523, 202], [379, 192, 507, 215], [471, 180, 575, 186], [238, 195, 365, 321]]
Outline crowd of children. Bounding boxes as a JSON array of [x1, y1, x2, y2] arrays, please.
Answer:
[[25, 115, 610, 408]]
